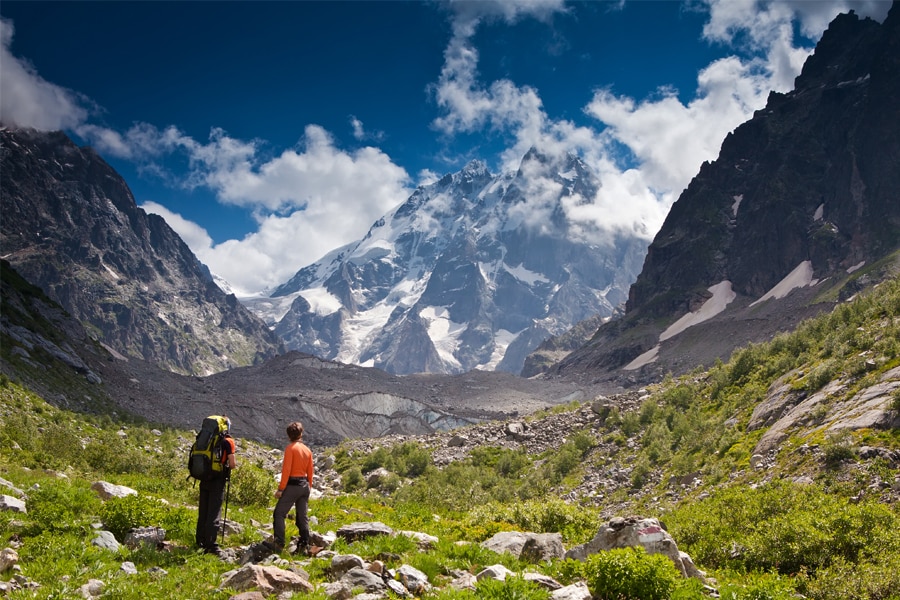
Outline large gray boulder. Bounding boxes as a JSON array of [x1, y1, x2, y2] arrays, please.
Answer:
[[566, 516, 705, 581], [339, 567, 386, 593], [336, 521, 393, 542], [0, 495, 26, 514], [481, 531, 565, 563], [90, 481, 137, 500], [220, 564, 313, 595], [551, 581, 592, 600]]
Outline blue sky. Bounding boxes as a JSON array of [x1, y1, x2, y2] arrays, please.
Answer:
[[0, 1, 891, 296]]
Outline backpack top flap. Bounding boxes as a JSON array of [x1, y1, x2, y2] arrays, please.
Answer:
[[188, 415, 229, 481], [195, 415, 227, 449]]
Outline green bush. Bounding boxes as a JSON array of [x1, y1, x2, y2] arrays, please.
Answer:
[[0, 411, 41, 456], [822, 433, 856, 468], [718, 571, 798, 600], [391, 441, 432, 477], [578, 547, 681, 600], [40, 421, 87, 471], [621, 411, 642, 437], [797, 553, 900, 600], [229, 463, 274, 507], [495, 449, 530, 477], [666, 481, 900, 577], [82, 430, 154, 475], [99, 493, 171, 540], [157, 503, 197, 546], [25, 480, 101, 534], [511, 499, 601, 543], [362, 446, 391, 473], [548, 443, 581, 483], [342, 466, 365, 492], [631, 459, 652, 489], [359, 442, 432, 478]]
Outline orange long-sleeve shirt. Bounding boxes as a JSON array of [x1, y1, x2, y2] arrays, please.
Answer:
[[278, 441, 314, 491]]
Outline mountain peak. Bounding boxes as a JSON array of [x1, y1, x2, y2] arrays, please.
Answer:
[[461, 159, 489, 176], [551, 5, 900, 387], [264, 152, 649, 375]]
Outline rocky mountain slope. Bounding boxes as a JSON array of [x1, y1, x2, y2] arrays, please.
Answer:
[[0, 127, 284, 376], [251, 149, 648, 376], [0, 259, 603, 448], [546, 4, 900, 387]]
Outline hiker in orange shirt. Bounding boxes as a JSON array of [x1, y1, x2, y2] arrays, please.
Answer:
[[270, 421, 314, 554]]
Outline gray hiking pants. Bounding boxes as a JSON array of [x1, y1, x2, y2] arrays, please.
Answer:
[[273, 479, 310, 547]]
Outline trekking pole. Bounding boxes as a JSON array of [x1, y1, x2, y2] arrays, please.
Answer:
[[221, 475, 231, 544]]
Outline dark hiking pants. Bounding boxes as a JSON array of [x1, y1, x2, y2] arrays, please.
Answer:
[[196, 476, 226, 550]]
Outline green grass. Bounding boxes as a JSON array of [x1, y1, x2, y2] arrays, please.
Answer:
[[2, 275, 900, 599]]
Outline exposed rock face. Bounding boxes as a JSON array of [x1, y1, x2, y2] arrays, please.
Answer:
[[0, 127, 283, 376], [549, 5, 900, 385], [259, 149, 648, 376], [751, 366, 900, 455]]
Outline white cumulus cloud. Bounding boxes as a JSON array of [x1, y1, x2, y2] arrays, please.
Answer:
[[0, 18, 89, 130], [136, 124, 412, 295]]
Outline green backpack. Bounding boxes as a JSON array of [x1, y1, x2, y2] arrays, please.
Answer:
[[187, 415, 229, 482]]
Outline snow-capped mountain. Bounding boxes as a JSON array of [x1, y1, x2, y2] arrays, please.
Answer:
[[248, 148, 649, 375]]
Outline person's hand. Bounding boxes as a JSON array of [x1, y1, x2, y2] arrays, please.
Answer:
[[274, 490, 283, 498]]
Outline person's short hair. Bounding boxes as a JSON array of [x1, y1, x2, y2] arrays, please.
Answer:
[[286, 421, 304, 441]]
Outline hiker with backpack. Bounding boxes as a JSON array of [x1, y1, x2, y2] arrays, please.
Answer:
[[267, 420, 314, 555], [189, 415, 236, 555]]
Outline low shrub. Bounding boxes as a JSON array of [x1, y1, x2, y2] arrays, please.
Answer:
[[470, 498, 601, 544], [341, 466, 365, 492], [360, 441, 432, 478], [718, 571, 798, 600], [99, 493, 171, 540], [797, 553, 900, 600], [666, 481, 900, 577], [229, 463, 274, 507], [82, 429, 154, 475], [25, 480, 101, 534], [578, 547, 681, 600]]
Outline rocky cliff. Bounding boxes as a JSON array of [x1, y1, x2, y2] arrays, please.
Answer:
[[548, 4, 900, 385], [0, 127, 284, 375]]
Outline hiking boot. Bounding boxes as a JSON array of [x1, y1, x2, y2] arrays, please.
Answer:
[[201, 544, 220, 555], [262, 539, 284, 554]]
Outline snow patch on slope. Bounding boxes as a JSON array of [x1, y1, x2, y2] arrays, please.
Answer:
[[421, 306, 465, 368], [336, 302, 398, 366], [302, 287, 342, 316], [624, 280, 736, 372], [624, 345, 660, 371], [750, 261, 818, 306], [503, 262, 550, 286], [660, 281, 736, 342], [483, 328, 521, 371]]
